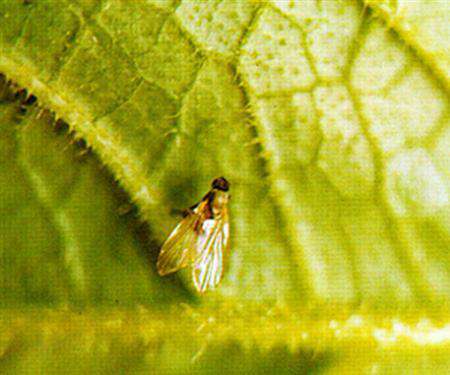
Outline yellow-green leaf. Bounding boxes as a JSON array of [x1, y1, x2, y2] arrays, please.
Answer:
[[0, 0, 449, 372]]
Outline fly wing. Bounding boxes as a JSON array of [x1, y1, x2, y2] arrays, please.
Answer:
[[157, 202, 207, 276], [192, 211, 229, 293]]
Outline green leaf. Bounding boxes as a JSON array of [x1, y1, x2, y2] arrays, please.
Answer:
[[0, 82, 189, 307], [0, 0, 449, 372]]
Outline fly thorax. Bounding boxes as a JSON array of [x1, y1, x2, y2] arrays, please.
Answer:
[[211, 190, 228, 217]]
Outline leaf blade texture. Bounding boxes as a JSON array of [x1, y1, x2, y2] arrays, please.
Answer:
[[0, 0, 449, 372]]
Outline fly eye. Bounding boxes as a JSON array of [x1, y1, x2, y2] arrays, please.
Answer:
[[212, 177, 229, 191]]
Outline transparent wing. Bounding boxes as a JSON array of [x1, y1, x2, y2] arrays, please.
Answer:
[[192, 215, 229, 293], [157, 211, 200, 276]]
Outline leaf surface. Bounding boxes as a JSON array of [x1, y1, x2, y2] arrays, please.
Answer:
[[0, 0, 449, 372]]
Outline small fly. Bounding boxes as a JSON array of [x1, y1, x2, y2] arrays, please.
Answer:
[[157, 177, 230, 293]]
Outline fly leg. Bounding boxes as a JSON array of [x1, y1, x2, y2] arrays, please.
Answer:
[[170, 205, 197, 218]]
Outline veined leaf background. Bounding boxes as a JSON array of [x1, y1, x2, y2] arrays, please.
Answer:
[[0, 0, 449, 373]]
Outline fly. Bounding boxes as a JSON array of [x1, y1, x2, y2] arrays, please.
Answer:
[[157, 177, 230, 293]]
